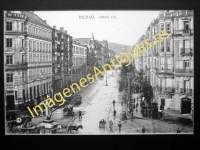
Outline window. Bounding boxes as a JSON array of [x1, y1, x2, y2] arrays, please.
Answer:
[[183, 40, 190, 53], [6, 73, 13, 82], [33, 41, 36, 50], [49, 44, 51, 52], [22, 54, 25, 64], [166, 23, 171, 33], [184, 21, 189, 32], [22, 39, 24, 48], [161, 99, 165, 106], [160, 24, 164, 31], [160, 57, 164, 70], [6, 22, 12, 31], [46, 43, 48, 52], [153, 28, 156, 35], [37, 42, 39, 51], [6, 55, 13, 64], [40, 42, 42, 51], [184, 61, 190, 69], [28, 25, 31, 33], [21, 23, 24, 31], [167, 57, 171, 70], [161, 41, 164, 52], [6, 38, 12, 47], [166, 38, 170, 52], [29, 40, 32, 50], [43, 43, 45, 51]]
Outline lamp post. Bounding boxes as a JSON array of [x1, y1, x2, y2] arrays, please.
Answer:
[[105, 72, 108, 86], [40, 73, 48, 116], [127, 73, 130, 111]]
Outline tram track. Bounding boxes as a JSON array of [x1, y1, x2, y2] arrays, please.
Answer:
[[57, 73, 113, 130]]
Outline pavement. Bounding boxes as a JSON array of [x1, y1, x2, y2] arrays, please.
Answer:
[[17, 70, 193, 134]]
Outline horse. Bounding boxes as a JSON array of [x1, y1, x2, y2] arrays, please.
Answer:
[[67, 125, 83, 133]]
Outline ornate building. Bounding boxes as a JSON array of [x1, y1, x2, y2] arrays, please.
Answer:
[[52, 26, 73, 94], [72, 40, 88, 82], [133, 10, 193, 115], [5, 11, 53, 110]]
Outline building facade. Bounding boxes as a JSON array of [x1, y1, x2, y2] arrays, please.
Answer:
[[5, 11, 53, 110], [72, 40, 88, 82], [132, 10, 193, 114], [52, 26, 72, 94]]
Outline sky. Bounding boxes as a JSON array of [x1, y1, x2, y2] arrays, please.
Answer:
[[34, 11, 162, 46]]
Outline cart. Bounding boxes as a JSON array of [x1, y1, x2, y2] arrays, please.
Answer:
[[37, 119, 61, 134]]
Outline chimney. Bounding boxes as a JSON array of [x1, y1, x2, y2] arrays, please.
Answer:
[[53, 26, 56, 29], [60, 27, 64, 33], [43, 20, 46, 23]]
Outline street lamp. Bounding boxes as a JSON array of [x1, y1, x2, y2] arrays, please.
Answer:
[[105, 72, 108, 86], [127, 73, 131, 112], [40, 73, 48, 116]]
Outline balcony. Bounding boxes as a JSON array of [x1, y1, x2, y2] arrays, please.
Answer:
[[156, 86, 175, 93], [5, 63, 28, 70], [174, 29, 192, 36], [180, 88, 192, 94], [180, 48, 193, 56], [175, 69, 193, 74], [162, 87, 175, 93]]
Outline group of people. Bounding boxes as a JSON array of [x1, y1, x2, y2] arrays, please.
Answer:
[[63, 106, 82, 120]]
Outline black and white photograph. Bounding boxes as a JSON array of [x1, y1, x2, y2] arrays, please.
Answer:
[[4, 10, 193, 135]]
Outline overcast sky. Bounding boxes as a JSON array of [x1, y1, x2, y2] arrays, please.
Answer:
[[34, 11, 162, 46]]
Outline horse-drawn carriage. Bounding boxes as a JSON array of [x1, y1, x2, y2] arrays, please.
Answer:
[[66, 124, 83, 133], [63, 104, 74, 117], [37, 119, 61, 134], [6, 110, 36, 133]]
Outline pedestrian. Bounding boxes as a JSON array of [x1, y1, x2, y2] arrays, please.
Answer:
[[113, 109, 117, 118], [79, 110, 82, 119], [118, 121, 122, 133], [112, 100, 116, 107], [121, 101, 123, 105], [109, 120, 113, 131], [177, 127, 181, 133], [71, 111, 75, 119], [130, 107, 133, 115], [142, 126, 146, 133]]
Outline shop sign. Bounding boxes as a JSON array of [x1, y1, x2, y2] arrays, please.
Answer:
[[7, 13, 27, 20]]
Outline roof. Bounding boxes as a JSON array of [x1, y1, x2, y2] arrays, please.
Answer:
[[22, 11, 52, 29], [73, 40, 88, 48], [74, 38, 91, 45]]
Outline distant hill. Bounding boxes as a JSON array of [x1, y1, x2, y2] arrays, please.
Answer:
[[107, 42, 132, 54], [74, 38, 132, 54]]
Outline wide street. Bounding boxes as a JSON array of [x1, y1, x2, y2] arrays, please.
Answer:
[[32, 70, 193, 134]]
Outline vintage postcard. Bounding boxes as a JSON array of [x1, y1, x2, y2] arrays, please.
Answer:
[[4, 10, 193, 134]]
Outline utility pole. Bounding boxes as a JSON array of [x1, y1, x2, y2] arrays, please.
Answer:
[[105, 72, 108, 86], [127, 73, 130, 111]]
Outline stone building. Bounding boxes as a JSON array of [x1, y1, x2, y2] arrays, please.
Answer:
[[5, 11, 53, 110], [132, 10, 193, 115], [72, 40, 88, 82], [52, 26, 73, 94]]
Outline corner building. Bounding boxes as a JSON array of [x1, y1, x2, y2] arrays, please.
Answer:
[[5, 11, 53, 110], [133, 10, 193, 115]]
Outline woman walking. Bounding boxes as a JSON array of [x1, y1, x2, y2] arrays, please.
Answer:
[[109, 120, 113, 131]]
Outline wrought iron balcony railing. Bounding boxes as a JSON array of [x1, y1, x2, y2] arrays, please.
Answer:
[[174, 29, 192, 35], [175, 69, 193, 74], [180, 88, 192, 94], [180, 48, 193, 56]]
